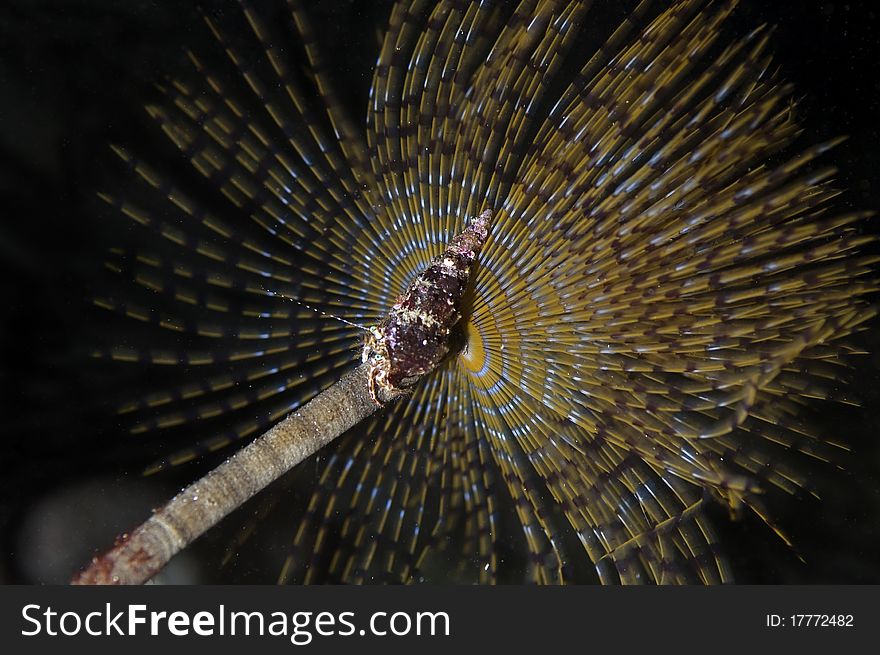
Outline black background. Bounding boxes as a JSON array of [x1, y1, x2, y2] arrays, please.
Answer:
[[1, 0, 879, 584]]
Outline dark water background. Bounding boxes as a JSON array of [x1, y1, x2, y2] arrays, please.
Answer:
[[1, 0, 879, 584]]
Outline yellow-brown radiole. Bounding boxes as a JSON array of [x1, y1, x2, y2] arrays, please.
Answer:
[[74, 216, 491, 585], [88, 0, 876, 584]]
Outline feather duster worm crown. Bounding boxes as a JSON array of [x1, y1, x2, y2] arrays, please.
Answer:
[[95, 0, 876, 584]]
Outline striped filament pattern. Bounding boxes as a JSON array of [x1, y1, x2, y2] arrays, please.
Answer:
[[96, 0, 876, 583]]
